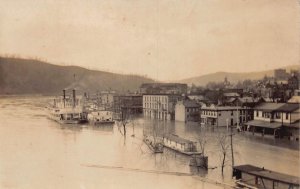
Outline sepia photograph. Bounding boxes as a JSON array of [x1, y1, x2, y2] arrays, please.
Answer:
[[0, 0, 299, 188]]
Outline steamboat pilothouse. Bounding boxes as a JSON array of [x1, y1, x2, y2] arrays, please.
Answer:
[[48, 89, 88, 124]]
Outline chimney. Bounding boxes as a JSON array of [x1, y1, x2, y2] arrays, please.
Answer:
[[63, 89, 66, 108], [73, 89, 76, 107]]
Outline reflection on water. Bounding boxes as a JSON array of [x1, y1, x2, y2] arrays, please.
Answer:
[[0, 96, 299, 189]]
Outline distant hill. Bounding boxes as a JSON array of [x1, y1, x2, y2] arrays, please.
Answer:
[[180, 65, 300, 86], [0, 57, 154, 95]]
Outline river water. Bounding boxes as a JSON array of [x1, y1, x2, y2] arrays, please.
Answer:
[[0, 96, 299, 189]]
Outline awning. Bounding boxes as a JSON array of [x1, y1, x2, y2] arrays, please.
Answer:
[[283, 121, 300, 129], [244, 120, 282, 129]]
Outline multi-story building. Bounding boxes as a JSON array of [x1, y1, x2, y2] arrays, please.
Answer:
[[200, 104, 251, 127], [143, 94, 182, 120], [113, 94, 143, 119], [175, 100, 200, 122], [288, 75, 299, 90], [99, 91, 115, 107], [245, 103, 300, 140], [140, 83, 187, 95]]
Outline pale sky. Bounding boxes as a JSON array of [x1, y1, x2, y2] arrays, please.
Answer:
[[0, 0, 299, 81]]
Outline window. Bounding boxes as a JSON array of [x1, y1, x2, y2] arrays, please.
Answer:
[[286, 113, 289, 120], [231, 111, 233, 116], [256, 111, 259, 117], [219, 113, 221, 116]]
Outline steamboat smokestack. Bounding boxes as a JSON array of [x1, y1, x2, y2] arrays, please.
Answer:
[[73, 89, 76, 107], [63, 89, 66, 108]]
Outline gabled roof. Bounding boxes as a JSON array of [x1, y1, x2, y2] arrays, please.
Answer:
[[276, 103, 300, 112], [254, 103, 286, 112], [254, 103, 300, 113]]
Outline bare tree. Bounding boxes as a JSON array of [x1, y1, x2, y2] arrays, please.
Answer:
[[197, 126, 209, 156], [117, 108, 131, 136], [217, 130, 231, 175]]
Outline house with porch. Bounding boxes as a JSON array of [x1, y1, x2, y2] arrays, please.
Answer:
[[244, 103, 300, 140]]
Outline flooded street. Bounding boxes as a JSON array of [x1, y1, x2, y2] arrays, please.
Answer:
[[0, 96, 299, 189]]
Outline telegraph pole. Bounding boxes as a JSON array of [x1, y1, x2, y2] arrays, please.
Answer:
[[230, 119, 234, 168]]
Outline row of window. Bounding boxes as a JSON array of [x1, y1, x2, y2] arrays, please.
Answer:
[[256, 111, 289, 120], [144, 102, 167, 109], [144, 96, 168, 103], [186, 108, 199, 113], [202, 111, 219, 116]]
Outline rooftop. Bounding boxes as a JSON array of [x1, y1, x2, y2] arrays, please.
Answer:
[[276, 103, 299, 112], [201, 105, 245, 111], [244, 120, 282, 129], [234, 164, 300, 185], [181, 100, 199, 108], [283, 121, 300, 129], [163, 134, 195, 144], [254, 103, 299, 112], [254, 103, 286, 112], [223, 92, 240, 97], [238, 97, 260, 103]]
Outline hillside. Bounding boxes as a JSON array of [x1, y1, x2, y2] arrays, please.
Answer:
[[0, 57, 154, 94], [180, 65, 300, 86]]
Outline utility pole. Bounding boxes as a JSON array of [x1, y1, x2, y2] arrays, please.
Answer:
[[230, 123, 234, 168]]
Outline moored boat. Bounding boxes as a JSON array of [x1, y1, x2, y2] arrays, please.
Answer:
[[143, 134, 163, 153], [47, 89, 88, 124], [88, 110, 115, 125], [162, 134, 201, 156]]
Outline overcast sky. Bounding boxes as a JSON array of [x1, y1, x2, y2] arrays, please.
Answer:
[[0, 0, 299, 81]]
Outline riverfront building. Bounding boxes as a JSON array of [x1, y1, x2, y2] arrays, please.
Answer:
[[113, 94, 143, 119], [200, 104, 251, 127], [175, 100, 200, 122], [244, 102, 300, 140], [143, 94, 182, 120]]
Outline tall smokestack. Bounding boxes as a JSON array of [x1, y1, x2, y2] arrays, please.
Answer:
[[73, 89, 76, 107], [63, 89, 66, 108]]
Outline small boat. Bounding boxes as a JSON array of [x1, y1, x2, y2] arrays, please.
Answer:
[[47, 89, 88, 124], [143, 122, 164, 153], [88, 110, 115, 125], [143, 134, 163, 153], [162, 134, 201, 156]]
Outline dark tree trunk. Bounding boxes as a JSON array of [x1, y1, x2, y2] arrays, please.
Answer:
[[123, 124, 126, 135], [221, 153, 226, 174]]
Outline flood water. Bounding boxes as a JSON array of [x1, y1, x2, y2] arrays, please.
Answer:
[[0, 96, 299, 189]]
